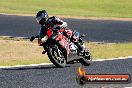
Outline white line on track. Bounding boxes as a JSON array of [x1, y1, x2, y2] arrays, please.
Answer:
[[93, 56, 132, 61], [0, 63, 53, 69], [0, 56, 132, 69]]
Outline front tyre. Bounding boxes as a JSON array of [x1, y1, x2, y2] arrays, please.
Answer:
[[79, 48, 92, 66], [47, 45, 66, 68]]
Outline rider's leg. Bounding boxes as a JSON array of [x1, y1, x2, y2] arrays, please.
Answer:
[[64, 29, 84, 52]]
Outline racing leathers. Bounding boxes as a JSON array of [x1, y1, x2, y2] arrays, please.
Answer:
[[37, 16, 72, 45], [37, 16, 84, 54], [37, 16, 73, 54]]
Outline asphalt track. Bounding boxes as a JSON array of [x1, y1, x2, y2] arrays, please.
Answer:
[[0, 14, 132, 42], [0, 58, 132, 88], [0, 14, 132, 88]]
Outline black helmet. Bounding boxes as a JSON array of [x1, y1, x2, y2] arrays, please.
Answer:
[[36, 10, 49, 25]]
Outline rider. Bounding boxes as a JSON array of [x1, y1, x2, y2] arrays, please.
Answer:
[[35, 10, 84, 54]]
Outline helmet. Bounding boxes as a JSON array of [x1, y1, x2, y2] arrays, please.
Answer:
[[36, 10, 49, 25]]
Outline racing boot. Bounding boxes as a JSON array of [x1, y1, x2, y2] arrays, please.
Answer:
[[74, 42, 85, 56]]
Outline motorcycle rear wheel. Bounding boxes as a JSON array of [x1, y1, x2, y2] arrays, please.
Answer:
[[47, 45, 66, 68]]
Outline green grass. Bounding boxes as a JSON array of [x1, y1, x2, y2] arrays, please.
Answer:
[[0, 37, 51, 66], [0, 57, 50, 66], [0, 37, 132, 66], [86, 42, 132, 59], [0, 0, 132, 18]]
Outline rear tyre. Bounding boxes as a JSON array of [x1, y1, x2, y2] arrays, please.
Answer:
[[47, 45, 66, 68], [79, 49, 92, 66]]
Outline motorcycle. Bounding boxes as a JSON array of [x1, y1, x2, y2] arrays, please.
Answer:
[[30, 26, 92, 68]]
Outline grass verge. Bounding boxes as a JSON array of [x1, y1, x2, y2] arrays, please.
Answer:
[[0, 36, 132, 66], [86, 42, 132, 59], [0, 0, 132, 18]]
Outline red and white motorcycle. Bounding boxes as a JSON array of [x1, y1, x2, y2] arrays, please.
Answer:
[[30, 27, 92, 68]]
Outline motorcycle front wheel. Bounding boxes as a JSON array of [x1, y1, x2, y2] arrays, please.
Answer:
[[47, 45, 66, 68]]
